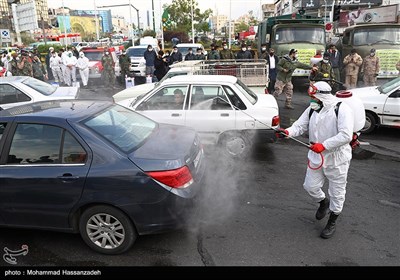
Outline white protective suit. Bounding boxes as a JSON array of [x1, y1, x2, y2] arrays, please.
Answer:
[[63, 51, 77, 86], [286, 83, 354, 214], [76, 52, 90, 86], [49, 54, 64, 84]]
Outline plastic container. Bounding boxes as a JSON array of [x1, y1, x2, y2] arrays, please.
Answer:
[[336, 90, 366, 132]]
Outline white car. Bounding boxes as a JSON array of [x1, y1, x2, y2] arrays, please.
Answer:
[[0, 77, 79, 110], [126, 45, 160, 77], [117, 75, 279, 157], [346, 77, 400, 133]]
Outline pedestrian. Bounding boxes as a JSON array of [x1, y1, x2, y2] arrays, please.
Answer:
[[184, 47, 196, 61], [18, 51, 33, 77], [397, 59, 400, 77], [219, 42, 235, 60], [327, 44, 342, 83], [76, 52, 90, 88], [236, 44, 252, 60], [276, 81, 355, 239], [309, 52, 335, 82], [266, 48, 279, 94], [101, 49, 116, 88], [118, 51, 131, 84], [71, 46, 79, 58], [274, 49, 317, 109], [63, 51, 77, 86], [49, 51, 64, 85], [343, 49, 363, 89], [45, 47, 54, 80], [154, 50, 169, 81], [259, 44, 268, 60], [360, 48, 380, 87], [59, 48, 67, 86], [32, 55, 47, 81], [144, 44, 157, 78], [9, 52, 20, 76], [194, 47, 205, 60], [169, 45, 183, 64], [207, 44, 220, 60], [247, 44, 256, 59]]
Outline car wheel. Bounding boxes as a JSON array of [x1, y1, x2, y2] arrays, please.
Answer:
[[361, 111, 377, 134], [219, 132, 250, 158], [79, 205, 137, 255]]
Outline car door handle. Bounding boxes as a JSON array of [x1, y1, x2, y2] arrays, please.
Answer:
[[220, 113, 229, 117], [57, 173, 79, 182], [171, 113, 181, 117]]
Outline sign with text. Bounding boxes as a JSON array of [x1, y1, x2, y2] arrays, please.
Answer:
[[340, 4, 398, 26], [0, 29, 11, 43], [13, 1, 38, 32]]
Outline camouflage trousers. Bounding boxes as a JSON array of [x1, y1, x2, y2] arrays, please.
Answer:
[[345, 75, 358, 89], [363, 74, 377, 86], [102, 70, 115, 87], [273, 79, 294, 103]]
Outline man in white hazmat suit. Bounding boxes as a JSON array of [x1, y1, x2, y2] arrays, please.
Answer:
[[276, 81, 354, 239], [76, 52, 89, 88]]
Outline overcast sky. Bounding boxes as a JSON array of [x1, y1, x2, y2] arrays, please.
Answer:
[[47, 0, 274, 26]]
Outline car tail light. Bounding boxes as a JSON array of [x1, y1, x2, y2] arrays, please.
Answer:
[[272, 115, 280, 127], [146, 166, 193, 188]]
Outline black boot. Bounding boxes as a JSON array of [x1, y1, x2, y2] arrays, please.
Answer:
[[316, 197, 330, 220], [320, 212, 339, 239]]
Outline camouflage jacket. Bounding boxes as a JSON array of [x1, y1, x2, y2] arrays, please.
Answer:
[[343, 53, 363, 76], [310, 61, 335, 81], [219, 49, 235, 60], [361, 55, 380, 75], [119, 55, 130, 72], [276, 55, 312, 83], [101, 55, 114, 72]]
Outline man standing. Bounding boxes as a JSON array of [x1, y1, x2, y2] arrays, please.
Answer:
[[327, 44, 342, 83], [76, 52, 90, 88], [343, 49, 363, 89], [276, 81, 354, 239], [119, 51, 131, 84], [46, 47, 54, 80], [101, 49, 116, 88], [236, 44, 252, 60], [219, 42, 235, 60], [274, 49, 317, 109], [184, 48, 196, 61], [49, 51, 64, 85], [144, 44, 157, 78], [360, 48, 380, 87], [266, 48, 279, 94], [309, 52, 335, 82], [32, 55, 47, 81], [63, 51, 77, 86], [169, 46, 183, 64], [207, 44, 220, 60]]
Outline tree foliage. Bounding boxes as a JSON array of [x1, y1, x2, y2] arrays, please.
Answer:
[[164, 0, 212, 34]]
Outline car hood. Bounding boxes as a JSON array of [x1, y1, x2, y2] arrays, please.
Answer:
[[113, 83, 156, 103], [128, 123, 198, 172], [51, 86, 79, 98], [88, 61, 100, 68]]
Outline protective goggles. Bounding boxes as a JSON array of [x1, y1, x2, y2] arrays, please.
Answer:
[[307, 84, 331, 96]]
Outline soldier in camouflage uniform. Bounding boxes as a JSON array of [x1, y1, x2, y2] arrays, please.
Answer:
[[343, 49, 363, 89], [101, 49, 115, 88], [219, 42, 235, 60], [19, 52, 33, 77], [310, 53, 335, 82], [9, 52, 21, 76], [396, 59, 400, 77], [118, 51, 131, 84], [360, 48, 380, 86], [274, 49, 317, 109]]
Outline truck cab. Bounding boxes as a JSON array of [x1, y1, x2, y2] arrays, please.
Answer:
[[337, 23, 400, 78], [257, 14, 326, 77]]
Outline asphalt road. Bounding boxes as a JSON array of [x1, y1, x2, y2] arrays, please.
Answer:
[[0, 79, 399, 271]]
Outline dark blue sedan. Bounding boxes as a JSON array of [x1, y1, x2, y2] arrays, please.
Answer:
[[0, 100, 205, 254]]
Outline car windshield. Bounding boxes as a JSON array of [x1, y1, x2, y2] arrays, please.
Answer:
[[83, 105, 157, 152], [83, 51, 103, 61], [379, 77, 400, 94], [235, 79, 257, 104], [127, 47, 146, 57], [21, 77, 57, 95]]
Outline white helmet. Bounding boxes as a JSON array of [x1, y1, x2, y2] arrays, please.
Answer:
[[313, 81, 332, 93]]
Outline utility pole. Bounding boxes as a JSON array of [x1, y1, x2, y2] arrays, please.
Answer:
[[152, 0, 155, 32], [191, 0, 195, 43], [41, 15, 47, 45]]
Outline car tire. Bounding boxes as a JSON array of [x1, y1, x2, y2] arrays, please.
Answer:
[[219, 132, 251, 158], [79, 205, 137, 255], [361, 111, 377, 134]]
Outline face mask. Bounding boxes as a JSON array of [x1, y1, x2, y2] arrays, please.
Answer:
[[262, 47, 266, 51], [68, 53, 72, 57], [242, 48, 246, 51], [148, 48, 153, 52], [174, 50, 177, 53], [323, 59, 329, 63], [53, 55, 56, 57], [197, 52, 201, 55], [370, 53, 375, 56], [105, 52, 109, 55], [310, 99, 322, 111], [188, 51, 192, 54], [223, 46, 228, 50], [294, 54, 298, 58], [80, 54, 84, 58]]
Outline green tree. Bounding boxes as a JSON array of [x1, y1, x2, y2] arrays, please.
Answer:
[[164, 0, 212, 34], [143, 29, 156, 37], [235, 22, 249, 33]]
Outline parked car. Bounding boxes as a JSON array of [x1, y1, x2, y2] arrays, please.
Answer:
[[176, 43, 207, 59], [112, 60, 202, 103], [126, 44, 160, 77], [0, 76, 79, 110], [341, 77, 400, 133], [117, 75, 280, 157], [0, 100, 205, 254]]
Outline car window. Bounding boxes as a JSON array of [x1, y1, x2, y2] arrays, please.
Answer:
[[0, 123, 6, 142], [223, 86, 247, 110], [83, 105, 156, 152], [137, 86, 188, 111], [127, 48, 147, 57], [7, 124, 86, 164], [235, 79, 258, 105], [0, 84, 31, 104], [83, 51, 103, 61], [21, 77, 57, 96], [190, 85, 232, 110]]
